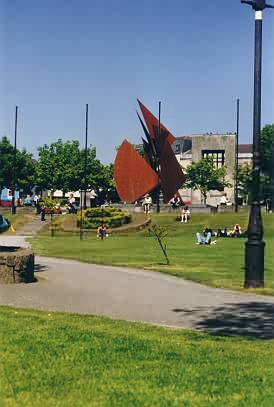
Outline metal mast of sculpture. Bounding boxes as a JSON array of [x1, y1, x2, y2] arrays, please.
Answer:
[[241, 0, 274, 287]]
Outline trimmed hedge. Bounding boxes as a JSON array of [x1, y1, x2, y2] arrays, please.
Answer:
[[77, 207, 132, 229]]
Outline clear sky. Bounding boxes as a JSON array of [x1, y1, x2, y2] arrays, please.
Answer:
[[0, 0, 273, 163]]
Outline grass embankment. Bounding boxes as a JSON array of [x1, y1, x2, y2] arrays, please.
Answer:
[[1, 306, 273, 407], [30, 211, 274, 295], [2, 213, 35, 234]]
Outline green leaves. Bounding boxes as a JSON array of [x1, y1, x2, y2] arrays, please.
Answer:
[[36, 139, 114, 194], [0, 136, 36, 193], [183, 158, 231, 204]]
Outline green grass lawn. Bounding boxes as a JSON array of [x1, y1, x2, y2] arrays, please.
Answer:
[[30, 211, 274, 295], [1, 306, 274, 407]]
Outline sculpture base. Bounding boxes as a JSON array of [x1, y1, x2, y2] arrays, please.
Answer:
[[0, 247, 35, 284]]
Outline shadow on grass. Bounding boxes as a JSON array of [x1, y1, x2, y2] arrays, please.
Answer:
[[172, 302, 274, 339]]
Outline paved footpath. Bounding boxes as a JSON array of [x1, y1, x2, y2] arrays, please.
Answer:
[[0, 235, 273, 338]]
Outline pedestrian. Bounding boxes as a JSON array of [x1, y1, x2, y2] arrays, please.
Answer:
[[40, 204, 46, 221]]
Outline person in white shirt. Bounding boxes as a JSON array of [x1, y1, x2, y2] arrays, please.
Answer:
[[181, 206, 190, 223], [220, 194, 228, 206], [142, 194, 152, 214]]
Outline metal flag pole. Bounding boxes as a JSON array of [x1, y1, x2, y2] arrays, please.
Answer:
[[241, 0, 274, 288], [156, 101, 161, 213], [84, 103, 89, 210], [11, 106, 18, 215], [80, 189, 84, 240], [235, 98, 240, 213]]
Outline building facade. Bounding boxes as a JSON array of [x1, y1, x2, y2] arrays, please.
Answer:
[[172, 133, 252, 206]]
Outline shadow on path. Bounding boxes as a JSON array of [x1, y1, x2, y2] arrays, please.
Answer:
[[172, 302, 274, 339], [34, 263, 48, 273]]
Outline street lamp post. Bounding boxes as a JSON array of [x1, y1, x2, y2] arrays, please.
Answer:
[[241, 0, 274, 288], [11, 106, 18, 215]]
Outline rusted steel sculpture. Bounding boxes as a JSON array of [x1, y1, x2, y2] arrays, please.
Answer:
[[114, 100, 186, 204]]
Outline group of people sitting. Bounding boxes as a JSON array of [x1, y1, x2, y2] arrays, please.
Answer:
[[196, 224, 244, 245]]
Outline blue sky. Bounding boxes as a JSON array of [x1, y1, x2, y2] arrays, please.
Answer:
[[0, 0, 274, 163]]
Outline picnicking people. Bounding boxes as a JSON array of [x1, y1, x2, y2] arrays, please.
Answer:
[[196, 228, 216, 245]]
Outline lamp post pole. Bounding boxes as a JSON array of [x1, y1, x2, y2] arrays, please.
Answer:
[[235, 98, 240, 213], [241, 0, 274, 288], [11, 106, 18, 215], [271, 148, 274, 211]]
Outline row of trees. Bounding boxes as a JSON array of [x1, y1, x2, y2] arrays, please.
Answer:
[[0, 137, 114, 196], [1, 124, 273, 204]]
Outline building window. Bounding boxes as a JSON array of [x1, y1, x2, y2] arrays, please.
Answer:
[[175, 144, 181, 153], [202, 150, 225, 168]]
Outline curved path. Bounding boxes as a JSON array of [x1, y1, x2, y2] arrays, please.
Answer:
[[0, 235, 273, 339]]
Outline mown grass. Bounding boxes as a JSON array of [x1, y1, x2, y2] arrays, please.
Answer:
[[1, 306, 274, 407], [30, 211, 274, 295]]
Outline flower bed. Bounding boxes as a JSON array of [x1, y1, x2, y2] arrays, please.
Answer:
[[77, 207, 132, 229]]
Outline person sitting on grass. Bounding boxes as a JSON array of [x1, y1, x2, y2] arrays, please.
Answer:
[[142, 193, 152, 214], [230, 224, 242, 238], [181, 206, 190, 223], [196, 228, 216, 245], [217, 227, 228, 237], [97, 224, 107, 240]]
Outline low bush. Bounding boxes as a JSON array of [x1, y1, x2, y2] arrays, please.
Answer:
[[77, 207, 132, 229]]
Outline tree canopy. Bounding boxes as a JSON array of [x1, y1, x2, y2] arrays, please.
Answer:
[[35, 139, 114, 195], [0, 136, 36, 194], [183, 158, 231, 204]]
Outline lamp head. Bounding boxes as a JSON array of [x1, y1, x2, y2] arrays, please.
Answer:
[[241, 0, 274, 10]]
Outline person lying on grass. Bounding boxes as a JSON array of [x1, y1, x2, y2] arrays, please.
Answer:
[[196, 228, 216, 245]]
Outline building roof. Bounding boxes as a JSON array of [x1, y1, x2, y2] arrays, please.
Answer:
[[238, 144, 252, 154]]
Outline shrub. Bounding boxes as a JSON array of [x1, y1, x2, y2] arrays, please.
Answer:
[[77, 207, 132, 229]]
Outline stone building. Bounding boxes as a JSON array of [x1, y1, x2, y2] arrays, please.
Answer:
[[172, 133, 252, 206]]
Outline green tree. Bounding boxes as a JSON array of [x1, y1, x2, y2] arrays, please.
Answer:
[[36, 140, 83, 196], [183, 158, 231, 204], [0, 136, 13, 191], [261, 124, 274, 206], [261, 124, 274, 177], [0, 136, 36, 194], [237, 162, 252, 204], [36, 139, 110, 196]]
